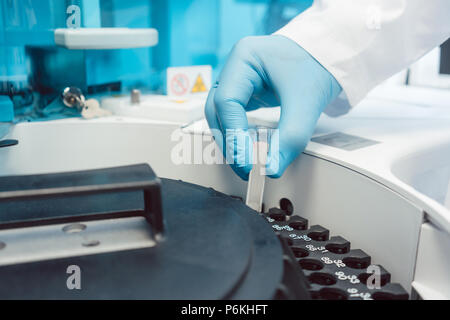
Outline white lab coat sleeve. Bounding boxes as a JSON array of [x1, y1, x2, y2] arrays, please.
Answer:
[[274, 0, 450, 109]]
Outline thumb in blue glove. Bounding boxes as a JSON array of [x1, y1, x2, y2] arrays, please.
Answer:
[[205, 35, 342, 180]]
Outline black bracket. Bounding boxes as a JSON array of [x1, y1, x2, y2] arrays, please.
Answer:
[[0, 164, 164, 239]]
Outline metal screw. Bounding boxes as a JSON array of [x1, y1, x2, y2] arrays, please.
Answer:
[[62, 223, 87, 234], [131, 89, 141, 105], [62, 87, 86, 110]]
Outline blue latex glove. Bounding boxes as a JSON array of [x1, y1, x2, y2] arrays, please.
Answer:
[[205, 35, 342, 180]]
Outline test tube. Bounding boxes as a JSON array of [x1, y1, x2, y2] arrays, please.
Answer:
[[246, 127, 270, 213]]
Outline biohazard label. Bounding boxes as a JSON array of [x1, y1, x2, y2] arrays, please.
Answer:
[[167, 65, 212, 98], [191, 74, 208, 93]]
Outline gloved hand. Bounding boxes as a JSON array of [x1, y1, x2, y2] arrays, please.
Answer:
[[205, 35, 342, 180]]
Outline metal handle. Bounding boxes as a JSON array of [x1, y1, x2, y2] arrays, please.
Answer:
[[0, 164, 164, 238]]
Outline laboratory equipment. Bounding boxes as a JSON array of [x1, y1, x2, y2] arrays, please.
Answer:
[[1, 84, 450, 299], [101, 94, 205, 124], [1, 0, 313, 122], [0, 163, 407, 300], [0, 0, 158, 122], [0, 0, 448, 301]]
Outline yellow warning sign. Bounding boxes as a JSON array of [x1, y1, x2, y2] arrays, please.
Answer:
[[191, 74, 208, 93]]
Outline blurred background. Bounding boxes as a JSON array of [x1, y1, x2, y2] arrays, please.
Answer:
[[0, 0, 312, 119], [0, 0, 448, 122]]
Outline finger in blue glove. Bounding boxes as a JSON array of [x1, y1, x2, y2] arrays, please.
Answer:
[[205, 35, 342, 180]]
